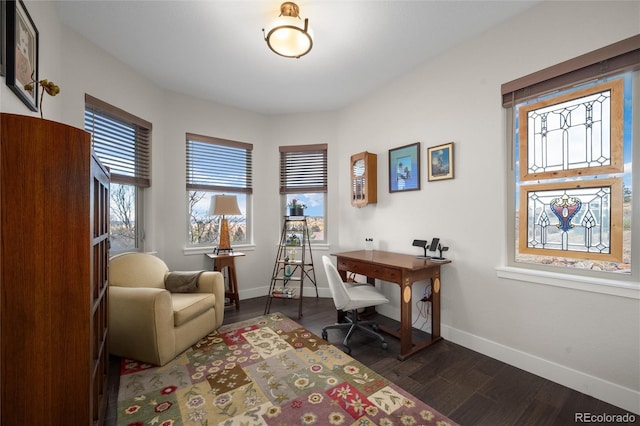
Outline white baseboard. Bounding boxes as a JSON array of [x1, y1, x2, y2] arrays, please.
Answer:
[[240, 286, 332, 301], [442, 324, 640, 415]]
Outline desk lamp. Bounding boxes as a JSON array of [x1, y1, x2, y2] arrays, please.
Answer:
[[210, 195, 241, 254]]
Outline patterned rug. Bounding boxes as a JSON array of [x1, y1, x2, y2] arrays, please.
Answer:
[[116, 313, 457, 426]]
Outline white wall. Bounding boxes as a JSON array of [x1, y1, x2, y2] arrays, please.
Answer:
[[336, 0, 640, 414], [0, 0, 637, 413], [259, 112, 340, 298]]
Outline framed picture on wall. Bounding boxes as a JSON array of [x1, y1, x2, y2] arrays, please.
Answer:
[[5, 0, 38, 111], [427, 142, 454, 181], [389, 142, 420, 192]]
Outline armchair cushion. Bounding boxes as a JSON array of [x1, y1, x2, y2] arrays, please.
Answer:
[[165, 271, 203, 293], [171, 293, 217, 326]]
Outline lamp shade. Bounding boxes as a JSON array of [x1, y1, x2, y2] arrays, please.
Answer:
[[263, 2, 313, 58], [209, 195, 241, 216]]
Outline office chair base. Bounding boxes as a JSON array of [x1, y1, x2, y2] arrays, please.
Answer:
[[321, 309, 388, 352]]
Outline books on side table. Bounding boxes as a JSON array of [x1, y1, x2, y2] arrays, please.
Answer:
[[271, 287, 297, 298]]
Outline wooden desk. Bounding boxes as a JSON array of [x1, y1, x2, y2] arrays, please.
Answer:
[[206, 252, 245, 310], [332, 250, 451, 360]]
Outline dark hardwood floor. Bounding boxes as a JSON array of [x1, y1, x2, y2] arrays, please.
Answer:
[[106, 296, 638, 425]]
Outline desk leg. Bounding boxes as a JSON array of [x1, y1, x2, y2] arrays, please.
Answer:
[[431, 276, 440, 338], [399, 277, 413, 359], [336, 270, 348, 323]]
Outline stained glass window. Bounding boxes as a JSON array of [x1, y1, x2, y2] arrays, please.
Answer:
[[515, 76, 631, 270], [519, 79, 623, 181], [519, 179, 622, 261]]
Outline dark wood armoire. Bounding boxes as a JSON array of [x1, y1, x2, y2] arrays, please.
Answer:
[[0, 113, 110, 425]]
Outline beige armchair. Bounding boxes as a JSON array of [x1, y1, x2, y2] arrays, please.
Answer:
[[108, 252, 225, 366]]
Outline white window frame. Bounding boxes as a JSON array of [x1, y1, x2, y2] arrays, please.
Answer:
[[499, 37, 640, 298], [84, 94, 151, 254], [185, 133, 253, 251], [279, 144, 328, 244]]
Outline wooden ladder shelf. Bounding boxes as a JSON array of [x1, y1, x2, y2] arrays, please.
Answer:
[[264, 216, 318, 319]]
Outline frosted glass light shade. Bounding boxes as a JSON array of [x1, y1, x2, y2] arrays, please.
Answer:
[[263, 2, 313, 58]]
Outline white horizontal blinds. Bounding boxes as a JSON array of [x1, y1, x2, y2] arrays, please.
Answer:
[[280, 144, 328, 194], [84, 94, 151, 187], [186, 133, 253, 193], [501, 34, 640, 107]]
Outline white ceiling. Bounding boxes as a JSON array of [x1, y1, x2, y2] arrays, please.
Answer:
[[56, 0, 539, 115]]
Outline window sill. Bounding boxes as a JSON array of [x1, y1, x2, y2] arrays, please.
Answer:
[[183, 243, 331, 256], [183, 244, 256, 256], [495, 266, 640, 300]]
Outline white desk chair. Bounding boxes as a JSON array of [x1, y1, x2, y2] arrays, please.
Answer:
[[321, 256, 389, 354]]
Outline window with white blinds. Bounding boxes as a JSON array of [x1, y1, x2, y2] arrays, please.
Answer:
[[279, 144, 328, 193], [279, 144, 328, 243], [84, 94, 151, 252], [186, 133, 253, 193], [84, 94, 151, 187], [186, 133, 253, 247]]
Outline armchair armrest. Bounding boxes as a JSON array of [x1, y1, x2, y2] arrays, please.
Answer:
[[196, 271, 225, 327], [108, 286, 175, 365]]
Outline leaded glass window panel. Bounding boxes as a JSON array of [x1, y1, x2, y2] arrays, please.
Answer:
[[519, 179, 622, 262], [513, 72, 632, 274], [519, 79, 624, 181]]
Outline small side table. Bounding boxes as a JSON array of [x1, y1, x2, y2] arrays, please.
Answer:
[[205, 252, 245, 310]]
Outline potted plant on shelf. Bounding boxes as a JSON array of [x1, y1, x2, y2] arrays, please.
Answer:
[[287, 233, 301, 246], [288, 199, 306, 217]]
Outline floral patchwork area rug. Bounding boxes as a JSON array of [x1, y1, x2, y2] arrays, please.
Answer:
[[117, 312, 457, 426]]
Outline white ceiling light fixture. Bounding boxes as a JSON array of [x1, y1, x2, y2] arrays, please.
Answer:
[[263, 2, 313, 59]]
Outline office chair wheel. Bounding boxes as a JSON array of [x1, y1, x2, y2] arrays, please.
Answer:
[[321, 331, 328, 340], [343, 345, 352, 354], [381, 341, 388, 350], [372, 324, 379, 332]]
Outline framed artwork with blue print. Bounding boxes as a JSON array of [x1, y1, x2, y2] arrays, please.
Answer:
[[427, 142, 454, 181], [389, 142, 420, 192]]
